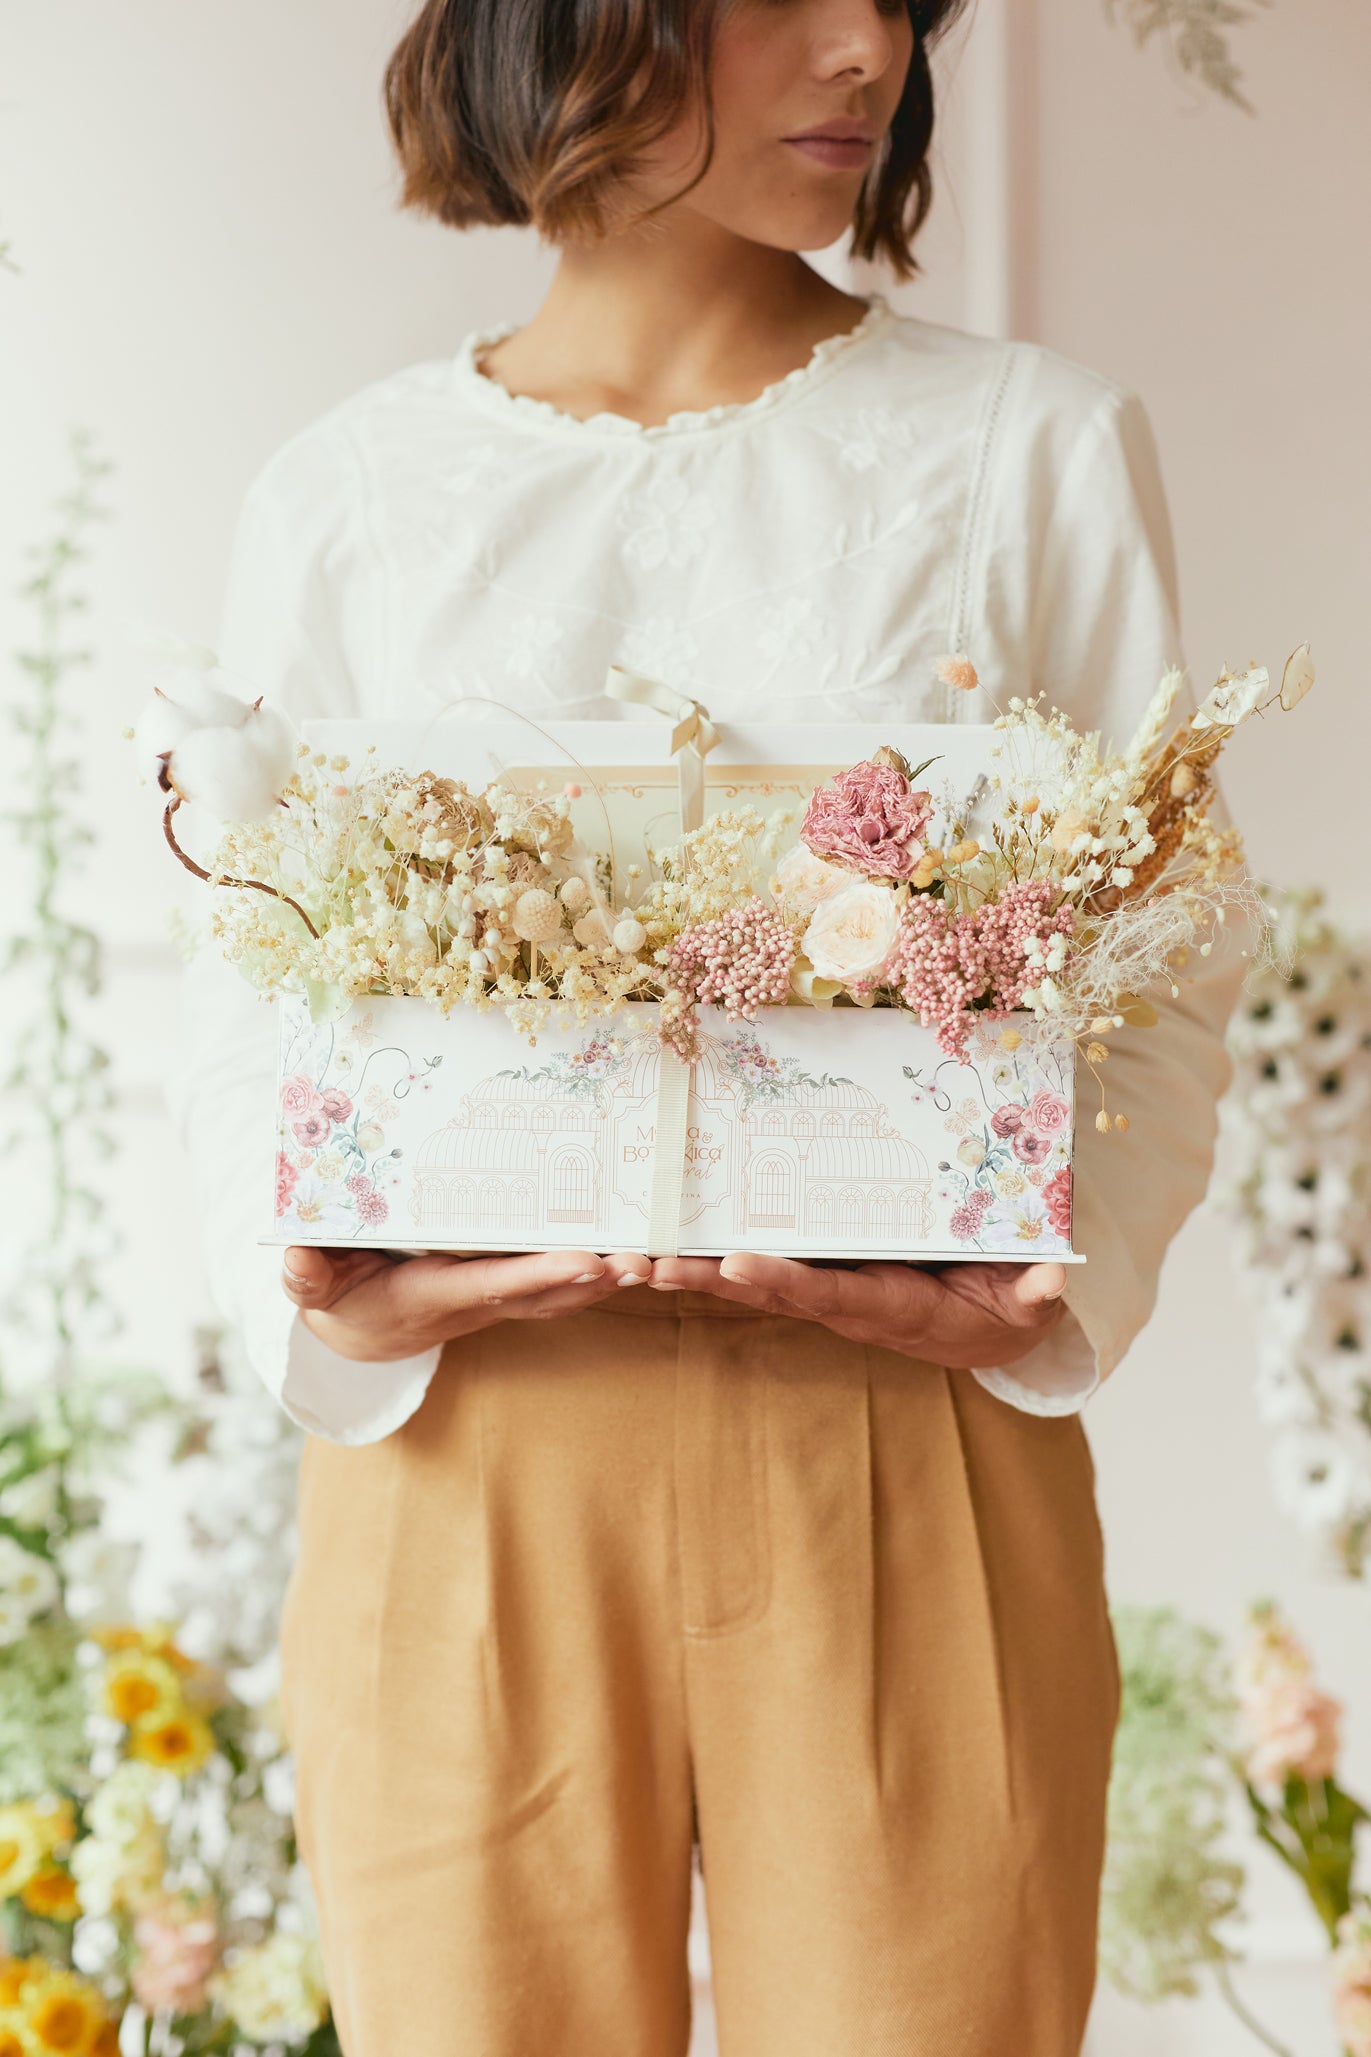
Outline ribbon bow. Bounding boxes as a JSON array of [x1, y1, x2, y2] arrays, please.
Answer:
[[604, 664, 719, 835]]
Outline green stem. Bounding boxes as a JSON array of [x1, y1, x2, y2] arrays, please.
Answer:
[[1212, 1959, 1296, 2057]]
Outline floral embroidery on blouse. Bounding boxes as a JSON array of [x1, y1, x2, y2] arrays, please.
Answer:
[[618, 615, 703, 681], [617, 474, 714, 572]]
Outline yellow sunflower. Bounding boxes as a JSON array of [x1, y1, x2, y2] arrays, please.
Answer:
[[100, 1650, 183, 1730], [0, 2027, 27, 2057], [0, 1808, 44, 1897], [26, 1970, 109, 2054], [21, 1867, 80, 1922], [128, 1711, 215, 1778]]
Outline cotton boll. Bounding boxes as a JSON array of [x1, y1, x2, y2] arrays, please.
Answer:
[[139, 681, 299, 821]]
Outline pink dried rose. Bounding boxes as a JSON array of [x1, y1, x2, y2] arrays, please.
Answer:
[[279, 1074, 320, 1117], [131, 1894, 221, 2015], [801, 761, 934, 880], [319, 1087, 353, 1123], [1028, 1090, 1070, 1135]]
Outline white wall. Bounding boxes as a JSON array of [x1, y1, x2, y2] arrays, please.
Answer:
[[2, 4, 1366, 2051]]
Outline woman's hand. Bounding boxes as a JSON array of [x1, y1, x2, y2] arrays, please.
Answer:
[[647, 1254, 1068, 1369], [281, 1246, 651, 1362]]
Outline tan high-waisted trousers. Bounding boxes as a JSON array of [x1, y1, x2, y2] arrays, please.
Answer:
[[279, 1290, 1121, 2057]]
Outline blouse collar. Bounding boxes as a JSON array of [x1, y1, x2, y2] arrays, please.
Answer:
[[450, 291, 895, 443]]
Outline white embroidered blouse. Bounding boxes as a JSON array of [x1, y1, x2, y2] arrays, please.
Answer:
[[168, 289, 1245, 1446]]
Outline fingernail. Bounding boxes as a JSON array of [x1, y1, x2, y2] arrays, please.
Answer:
[[573, 1270, 604, 1285], [282, 1262, 309, 1287], [649, 1281, 681, 1292], [719, 1261, 746, 1282], [616, 1271, 644, 1288]]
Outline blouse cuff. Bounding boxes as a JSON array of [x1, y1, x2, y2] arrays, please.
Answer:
[[969, 1309, 1101, 1418], [239, 1248, 440, 1444]]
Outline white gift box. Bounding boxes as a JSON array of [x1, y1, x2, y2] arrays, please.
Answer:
[[260, 709, 1080, 1263], [267, 998, 1078, 1262]]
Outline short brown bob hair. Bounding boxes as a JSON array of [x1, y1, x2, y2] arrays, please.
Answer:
[[384, 0, 970, 281]]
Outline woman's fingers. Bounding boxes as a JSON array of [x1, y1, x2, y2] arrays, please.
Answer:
[[288, 1247, 654, 1360]]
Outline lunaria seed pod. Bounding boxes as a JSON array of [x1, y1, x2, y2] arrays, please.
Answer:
[[511, 888, 562, 944]]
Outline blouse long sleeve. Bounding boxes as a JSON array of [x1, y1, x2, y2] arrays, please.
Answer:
[[165, 428, 442, 1444], [965, 368, 1250, 1416]]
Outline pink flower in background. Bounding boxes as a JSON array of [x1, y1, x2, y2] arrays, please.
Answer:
[[274, 1152, 298, 1217], [1043, 1166, 1072, 1238], [1012, 1128, 1051, 1166], [1237, 1604, 1344, 1786], [1333, 1910, 1371, 2057], [801, 761, 933, 880], [991, 1105, 1025, 1138], [131, 1896, 221, 2015], [292, 1111, 330, 1147], [280, 1074, 320, 1117], [1028, 1090, 1070, 1135], [319, 1087, 353, 1123]]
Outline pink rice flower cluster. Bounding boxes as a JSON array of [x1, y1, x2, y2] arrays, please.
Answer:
[[667, 896, 798, 1022], [131, 1895, 221, 2015], [801, 761, 934, 880], [888, 881, 1076, 1057]]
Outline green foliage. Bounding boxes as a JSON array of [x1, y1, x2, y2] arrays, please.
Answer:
[[1101, 1606, 1247, 2001], [1104, 0, 1272, 112], [1, 428, 117, 1373]]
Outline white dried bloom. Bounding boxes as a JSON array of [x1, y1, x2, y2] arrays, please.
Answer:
[[612, 916, 647, 954], [511, 889, 563, 944], [134, 662, 298, 820]]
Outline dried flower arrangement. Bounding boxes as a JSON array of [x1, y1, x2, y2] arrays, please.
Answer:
[[134, 646, 1312, 1132]]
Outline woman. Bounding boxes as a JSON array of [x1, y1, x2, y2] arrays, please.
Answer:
[[174, 1, 1245, 2050]]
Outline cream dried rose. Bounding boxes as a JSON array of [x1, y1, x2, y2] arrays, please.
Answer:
[[771, 844, 850, 919], [801, 882, 901, 989]]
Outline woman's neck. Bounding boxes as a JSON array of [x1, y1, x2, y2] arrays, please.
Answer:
[[478, 227, 870, 429]]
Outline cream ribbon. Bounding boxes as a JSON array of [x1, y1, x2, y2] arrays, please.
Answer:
[[602, 664, 719, 1255], [646, 1045, 693, 1258], [604, 664, 719, 834]]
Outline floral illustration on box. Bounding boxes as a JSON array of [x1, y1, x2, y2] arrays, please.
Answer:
[[718, 1026, 857, 1112], [275, 1008, 442, 1238], [492, 1034, 637, 1103], [905, 1039, 1074, 1255]]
